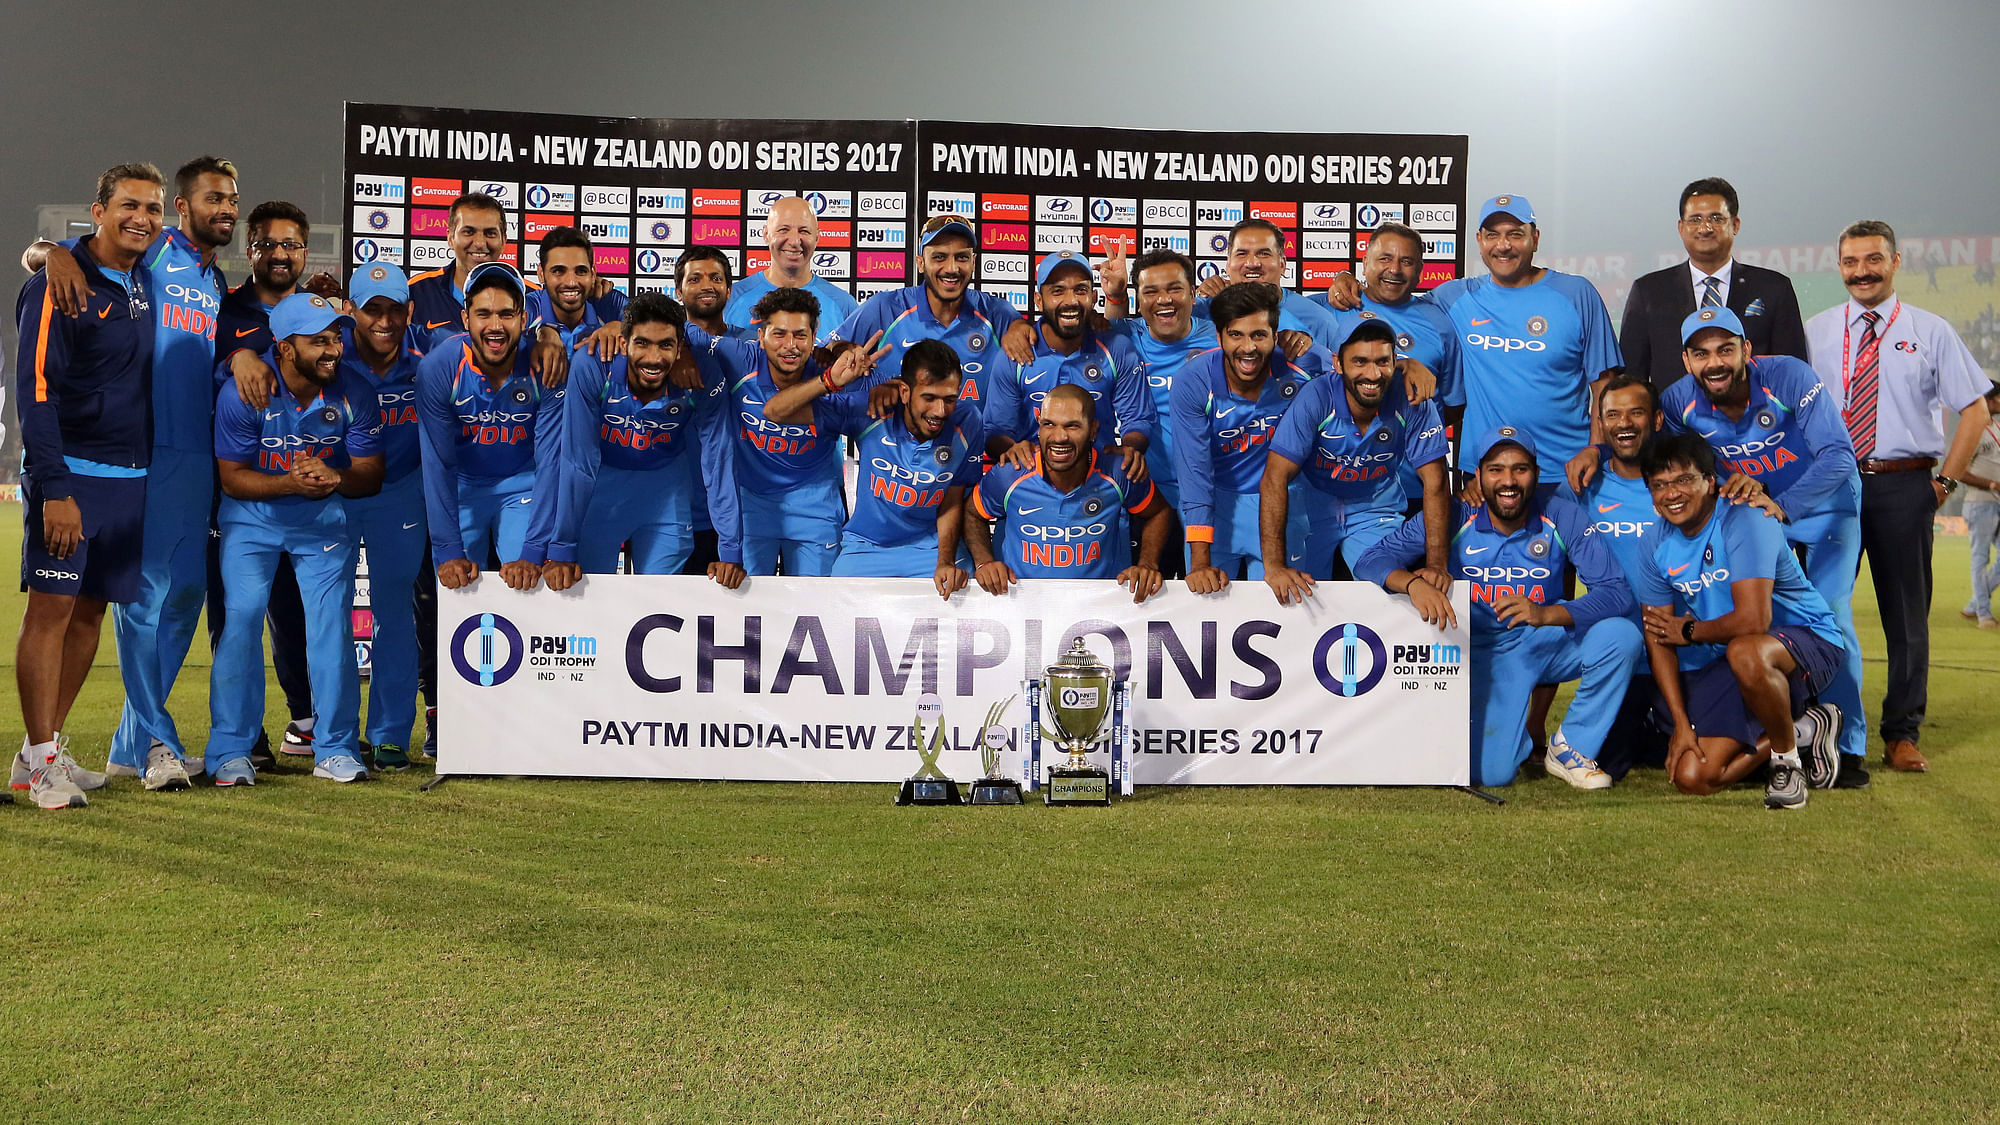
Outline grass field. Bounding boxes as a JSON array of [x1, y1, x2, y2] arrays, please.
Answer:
[[2, 510, 1996, 1123]]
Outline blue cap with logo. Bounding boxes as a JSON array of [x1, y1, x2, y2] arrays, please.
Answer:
[[919, 216, 976, 247], [349, 262, 410, 306], [269, 292, 352, 341], [1036, 250, 1092, 287], [465, 261, 526, 300], [1477, 194, 1537, 228], [1680, 306, 1746, 345], [1472, 424, 1539, 468]]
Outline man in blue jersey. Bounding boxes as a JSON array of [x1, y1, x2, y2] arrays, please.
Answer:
[[764, 338, 982, 593], [416, 263, 565, 593], [985, 252, 1152, 475], [525, 226, 625, 356], [210, 293, 384, 785], [1632, 433, 1846, 809], [1355, 428, 1642, 789], [1169, 283, 1327, 591], [335, 263, 432, 771], [828, 214, 1036, 406], [545, 292, 745, 588], [966, 385, 1169, 603], [406, 192, 582, 378], [1190, 219, 1344, 348], [670, 247, 748, 579], [1262, 318, 1449, 602], [12, 164, 163, 808], [725, 195, 859, 344]]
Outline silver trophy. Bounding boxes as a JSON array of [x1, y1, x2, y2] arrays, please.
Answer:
[[967, 696, 1022, 805]]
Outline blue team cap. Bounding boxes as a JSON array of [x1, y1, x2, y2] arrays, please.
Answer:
[[1473, 424, 1539, 467], [919, 216, 976, 247], [465, 261, 526, 300], [269, 292, 352, 341], [1036, 251, 1092, 287], [1680, 306, 1746, 345], [1477, 194, 1537, 229], [349, 262, 409, 306]]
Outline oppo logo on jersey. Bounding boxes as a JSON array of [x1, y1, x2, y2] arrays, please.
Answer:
[[378, 387, 417, 428], [1593, 520, 1650, 538], [1464, 564, 1551, 583], [1672, 567, 1731, 597], [259, 432, 344, 451], [1465, 334, 1547, 353], [869, 475, 947, 509], [601, 418, 683, 452], [1020, 522, 1107, 541], [161, 281, 220, 310], [871, 457, 951, 487], [1714, 432, 1789, 458], [738, 410, 818, 456]]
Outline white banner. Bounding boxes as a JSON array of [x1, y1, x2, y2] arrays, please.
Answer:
[[437, 577, 1471, 786]]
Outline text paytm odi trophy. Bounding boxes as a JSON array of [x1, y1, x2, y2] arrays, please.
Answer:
[[1027, 639, 1132, 806]]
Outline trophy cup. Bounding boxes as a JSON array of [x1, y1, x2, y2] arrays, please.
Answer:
[[897, 693, 964, 805], [1038, 639, 1115, 806], [967, 696, 1022, 805]]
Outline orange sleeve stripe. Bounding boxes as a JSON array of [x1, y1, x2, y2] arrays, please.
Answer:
[[970, 488, 993, 521], [1184, 525, 1214, 544], [33, 287, 55, 402]]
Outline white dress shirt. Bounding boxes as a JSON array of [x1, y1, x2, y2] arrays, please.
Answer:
[[1688, 260, 1732, 309], [1805, 294, 1989, 460]]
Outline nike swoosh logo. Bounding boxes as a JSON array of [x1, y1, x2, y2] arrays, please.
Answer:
[[1024, 374, 1046, 385], [454, 396, 475, 406], [1597, 503, 1621, 513], [427, 320, 453, 330], [1470, 318, 1492, 326], [1018, 505, 1045, 514], [264, 411, 280, 420], [1668, 563, 1691, 576], [901, 339, 917, 348], [519, 498, 532, 504], [323, 544, 338, 552], [1464, 545, 1490, 554], [235, 328, 258, 337], [879, 435, 896, 446], [402, 521, 420, 530], [165, 264, 189, 273], [1698, 429, 1718, 438]]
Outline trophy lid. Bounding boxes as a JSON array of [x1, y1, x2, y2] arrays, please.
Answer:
[[1049, 637, 1109, 675]]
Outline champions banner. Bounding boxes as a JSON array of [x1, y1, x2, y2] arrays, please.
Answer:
[[342, 104, 1467, 307], [437, 577, 1471, 786]]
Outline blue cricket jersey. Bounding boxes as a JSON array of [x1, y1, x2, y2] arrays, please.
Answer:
[[983, 323, 1152, 453], [213, 352, 384, 508], [972, 450, 1157, 579], [1354, 495, 1634, 652], [1168, 347, 1323, 538], [1630, 498, 1845, 671], [525, 285, 628, 350], [827, 286, 1024, 406], [724, 272, 860, 347], [1268, 365, 1446, 508], [1427, 270, 1621, 467], [1660, 354, 1860, 519], [1325, 297, 1462, 400], [414, 336, 565, 563], [1103, 318, 1217, 500], [1195, 289, 1344, 349], [140, 229, 224, 454], [698, 331, 849, 497], [406, 268, 578, 356], [821, 398, 984, 548], [1557, 449, 1659, 586], [214, 280, 276, 369], [338, 327, 423, 485]]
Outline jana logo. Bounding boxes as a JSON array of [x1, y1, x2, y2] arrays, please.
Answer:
[[1314, 622, 1389, 697], [452, 612, 524, 687]]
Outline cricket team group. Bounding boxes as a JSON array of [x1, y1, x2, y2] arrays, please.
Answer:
[[13, 155, 1997, 811]]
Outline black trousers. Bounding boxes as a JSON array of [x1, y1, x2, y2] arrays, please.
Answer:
[[1858, 470, 1938, 745]]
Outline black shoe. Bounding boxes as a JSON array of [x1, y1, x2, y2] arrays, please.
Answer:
[[249, 730, 278, 771], [1831, 754, 1872, 790]]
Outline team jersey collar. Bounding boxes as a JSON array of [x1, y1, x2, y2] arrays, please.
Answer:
[[261, 348, 332, 414], [613, 356, 686, 407], [1471, 492, 1547, 538], [1033, 319, 1102, 359], [159, 226, 218, 273], [1036, 446, 1102, 493], [458, 337, 533, 388], [340, 324, 414, 384], [918, 289, 983, 331]]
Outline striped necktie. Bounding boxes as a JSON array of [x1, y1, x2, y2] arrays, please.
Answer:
[[1700, 275, 1722, 308], [1845, 310, 1882, 458]]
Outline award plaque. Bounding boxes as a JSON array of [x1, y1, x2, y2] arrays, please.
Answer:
[[1038, 639, 1115, 807], [967, 696, 1023, 805], [897, 693, 963, 805]]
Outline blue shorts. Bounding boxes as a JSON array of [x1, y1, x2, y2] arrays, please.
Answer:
[[21, 474, 146, 603], [1657, 626, 1842, 747]]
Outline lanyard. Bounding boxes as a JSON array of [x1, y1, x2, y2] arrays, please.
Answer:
[[1840, 297, 1901, 398]]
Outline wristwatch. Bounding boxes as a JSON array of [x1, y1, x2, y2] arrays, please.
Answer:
[[1935, 475, 1959, 495], [1681, 618, 1697, 643]]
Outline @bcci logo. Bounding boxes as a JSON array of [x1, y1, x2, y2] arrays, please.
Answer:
[[1314, 622, 1388, 697], [452, 612, 524, 687]]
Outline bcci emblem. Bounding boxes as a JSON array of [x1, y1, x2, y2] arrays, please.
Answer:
[[1495, 195, 1513, 206], [1529, 538, 1550, 559], [1698, 309, 1719, 322], [1498, 426, 1518, 437], [319, 406, 340, 426], [450, 612, 524, 687], [511, 387, 530, 405], [665, 400, 684, 416], [967, 333, 986, 352], [1757, 410, 1776, 429], [1703, 545, 1714, 566], [1281, 380, 1297, 398], [1083, 497, 1104, 516], [649, 220, 673, 241], [1375, 428, 1392, 443], [1397, 334, 1414, 350], [935, 447, 952, 465], [1527, 315, 1549, 337], [1084, 364, 1102, 381], [1358, 310, 1377, 320], [368, 265, 388, 282]]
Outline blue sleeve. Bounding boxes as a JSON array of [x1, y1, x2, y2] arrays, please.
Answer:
[[1771, 363, 1859, 519], [212, 383, 261, 463], [1109, 336, 1153, 442], [1268, 376, 1325, 467], [1285, 293, 1344, 348], [415, 353, 467, 564], [588, 287, 627, 325], [985, 362, 1028, 445], [1574, 279, 1623, 379], [1294, 346, 1333, 380], [829, 290, 894, 347], [813, 382, 872, 438], [973, 461, 1013, 523], [14, 274, 76, 498], [1554, 501, 1634, 631], [966, 288, 1027, 331], [693, 377, 743, 566], [1402, 400, 1448, 467], [342, 383, 385, 461], [554, 354, 610, 563], [1657, 380, 1692, 434], [523, 382, 568, 564], [952, 408, 986, 488], [1168, 372, 1217, 533], [815, 282, 860, 344], [1352, 512, 1428, 587], [1630, 530, 1675, 608], [1722, 503, 1784, 582]]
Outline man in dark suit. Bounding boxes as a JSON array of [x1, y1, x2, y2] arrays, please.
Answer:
[[1620, 178, 1809, 390]]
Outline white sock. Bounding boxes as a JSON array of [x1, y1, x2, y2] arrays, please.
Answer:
[[292, 716, 317, 733], [26, 740, 60, 766], [1772, 749, 1803, 767]]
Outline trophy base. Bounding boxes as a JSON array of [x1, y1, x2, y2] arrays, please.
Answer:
[[968, 777, 1024, 805], [897, 777, 964, 806], [1044, 767, 1110, 807]]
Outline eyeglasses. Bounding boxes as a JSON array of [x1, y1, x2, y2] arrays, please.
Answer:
[[252, 239, 307, 253], [1679, 214, 1732, 229], [1646, 472, 1705, 494]]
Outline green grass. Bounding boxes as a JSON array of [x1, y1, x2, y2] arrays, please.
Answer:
[[2, 509, 1996, 1123]]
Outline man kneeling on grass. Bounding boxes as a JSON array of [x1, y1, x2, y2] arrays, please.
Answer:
[[1632, 432, 1845, 809]]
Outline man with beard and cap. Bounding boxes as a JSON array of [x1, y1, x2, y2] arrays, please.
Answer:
[[827, 214, 1036, 406], [525, 225, 626, 356], [764, 337, 983, 594], [209, 293, 384, 786], [1260, 316, 1447, 602], [545, 292, 744, 589], [1806, 219, 1992, 774], [724, 195, 859, 345], [1170, 282, 1330, 592], [416, 263, 566, 595], [966, 384, 1169, 604], [1632, 432, 1846, 810], [984, 251, 1152, 477], [1355, 427, 1642, 789]]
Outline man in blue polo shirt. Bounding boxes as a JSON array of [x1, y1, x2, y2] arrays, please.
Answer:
[[827, 214, 1035, 405], [764, 337, 983, 592], [984, 251, 1152, 473], [725, 195, 859, 344], [967, 384, 1168, 602], [1632, 432, 1846, 809], [525, 226, 626, 354], [12, 163, 163, 808], [416, 263, 566, 593], [210, 293, 384, 785], [1355, 427, 1642, 789], [1262, 318, 1449, 600]]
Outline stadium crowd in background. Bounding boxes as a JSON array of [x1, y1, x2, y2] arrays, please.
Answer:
[[12, 159, 1993, 813]]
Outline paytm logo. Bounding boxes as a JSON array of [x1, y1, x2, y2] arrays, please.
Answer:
[[636, 187, 687, 215], [1355, 203, 1406, 230], [1423, 234, 1458, 260], [927, 191, 977, 217], [1037, 195, 1083, 224], [856, 222, 907, 247], [525, 183, 575, 210], [581, 215, 631, 241], [1089, 197, 1138, 224], [352, 175, 406, 204], [1196, 200, 1244, 224], [807, 190, 852, 218], [351, 237, 405, 266], [1141, 230, 1191, 253]]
